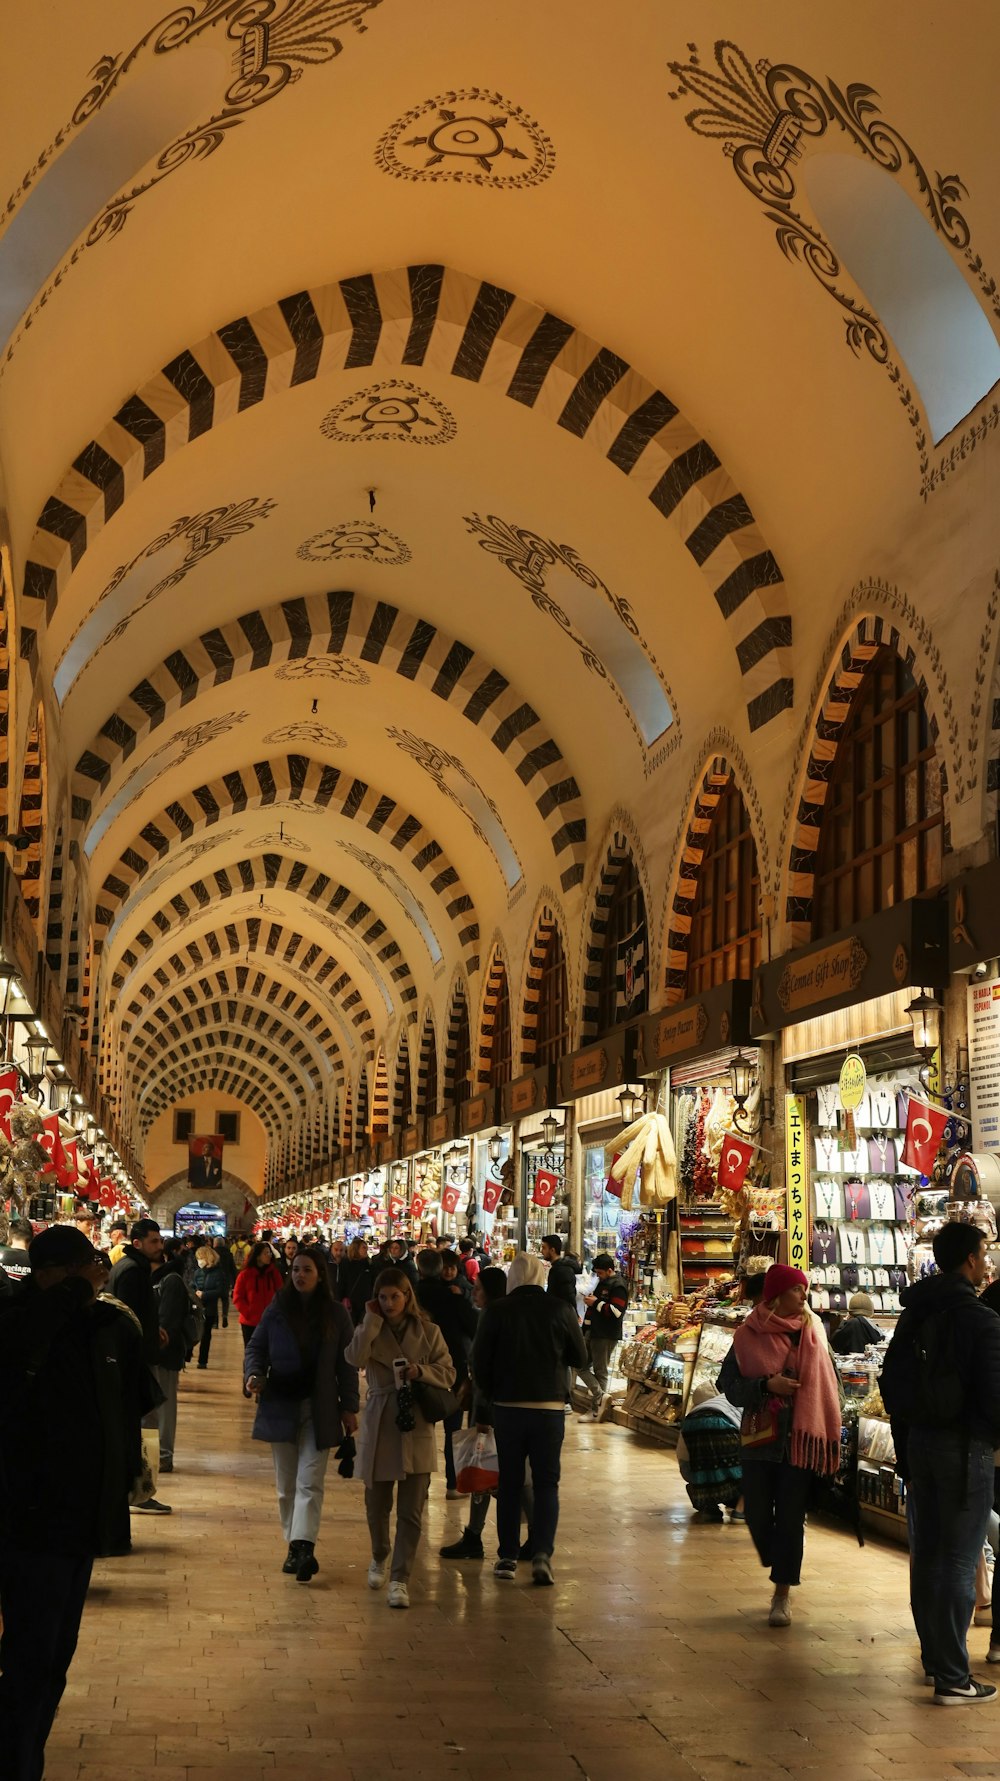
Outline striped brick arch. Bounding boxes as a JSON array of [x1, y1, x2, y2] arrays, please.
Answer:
[[663, 757, 737, 1003], [0, 555, 10, 828], [45, 822, 66, 972], [117, 965, 347, 1081], [15, 709, 45, 925], [95, 755, 479, 972], [392, 1029, 413, 1126], [136, 1029, 314, 1105], [341, 1083, 353, 1151], [520, 906, 562, 1066], [443, 978, 471, 1101], [417, 1011, 438, 1117], [785, 615, 947, 943], [127, 1003, 335, 1093], [102, 852, 416, 1014], [139, 1064, 290, 1138], [355, 1069, 370, 1143], [372, 1049, 390, 1138], [580, 830, 647, 1040], [70, 588, 586, 892], [27, 265, 791, 734], [476, 942, 511, 1086], [110, 916, 377, 1051]]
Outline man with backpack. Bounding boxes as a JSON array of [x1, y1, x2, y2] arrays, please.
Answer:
[[880, 1221, 1000, 1705]]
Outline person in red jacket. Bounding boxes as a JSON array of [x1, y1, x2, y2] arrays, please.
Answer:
[[233, 1243, 284, 1394]]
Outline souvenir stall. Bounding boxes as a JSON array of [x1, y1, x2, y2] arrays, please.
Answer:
[[387, 1122, 422, 1247], [499, 1064, 567, 1255], [468, 1104, 509, 1257], [459, 1088, 501, 1241], [751, 897, 952, 1331], [558, 1031, 636, 1270]]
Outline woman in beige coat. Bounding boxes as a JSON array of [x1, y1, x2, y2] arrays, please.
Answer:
[[345, 1266, 455, 1609]]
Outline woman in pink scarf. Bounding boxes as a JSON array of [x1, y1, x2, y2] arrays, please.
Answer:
[[726, 1264, 841, 1627]]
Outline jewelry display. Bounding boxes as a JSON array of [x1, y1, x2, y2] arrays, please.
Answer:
[[814, 1135, 842, 1172], [844, 1180, 871, 1222], [867, 1224, 894, 1265], [839, 1225, 866, 1265], [867, 1180, 895, 1221], [867, 1134, 897, 1175], [813, 1178, 842, 1220]]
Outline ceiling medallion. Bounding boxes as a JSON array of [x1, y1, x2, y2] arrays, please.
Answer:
[[255, 831, 311, 852], [297, 521, 411, 565], [320, 378, 456, 446], [264, 722, 346, 747], [375, 87, 555, 187], [275, 657, 371, 685]]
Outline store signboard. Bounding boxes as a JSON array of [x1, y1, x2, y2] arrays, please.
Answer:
[[558, 1028, 635, 1103], [752, 898, 947, 1036], [785, 1094, 808, 1274], [460, 1088, 498, 1136], [838, 1053, 867, 1112], [501, 1063, 556, 1124], [426, 1105, 457, 1146], [968, 978, 1000, 1151], [402, 1123, 422, 1156], [634, 980, 752, 1076]]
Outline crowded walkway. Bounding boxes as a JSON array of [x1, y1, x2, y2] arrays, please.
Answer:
[[42, 1322, 984, 1781]]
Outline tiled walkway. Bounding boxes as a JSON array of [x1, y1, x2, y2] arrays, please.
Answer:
[[47, 1324, 1000, 1780]]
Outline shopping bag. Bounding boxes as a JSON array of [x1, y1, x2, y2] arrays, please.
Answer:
[[454, 1427, 500, 1494]]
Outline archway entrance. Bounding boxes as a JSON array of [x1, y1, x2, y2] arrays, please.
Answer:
[[173, 1200, 227, 1238]]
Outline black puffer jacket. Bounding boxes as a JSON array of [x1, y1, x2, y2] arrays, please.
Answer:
[[472, 1285, 588, 1415], [416, 1277, 478, 1382], [881, 1271, 1000, 1474], [546, 1254, 581, 1309]]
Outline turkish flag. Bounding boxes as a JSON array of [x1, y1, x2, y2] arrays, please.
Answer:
[[61, 1139, 82, 1193], [440, 1182, 461, 1214], [410, 1191, 427, 1222], [717, 1134, 755, 1194], [532, 1169, 558, 1208], [482, 1176, 503, 1215], [98, 1179, 116, 1210], [0, 1067, 19, 1139], [39, 1115, 62, 1176], [349, 1200, 362, 1218], [901, 1096, 949, 1175], [388, 1193, 405, 1221]]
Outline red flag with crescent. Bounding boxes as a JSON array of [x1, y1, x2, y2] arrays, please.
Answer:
[[409, 1191, 427, 1222], [440, 1182, 461, 1214], [716, 1134, 755, 1194], [482, 1176, 503, 1215], [0, 1067, 19, 1140], [901, 1096, 948, 1175], [388, 1193, 406, 1221], [532, 1169, 558, 1208]]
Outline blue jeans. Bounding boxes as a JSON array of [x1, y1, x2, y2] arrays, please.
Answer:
[[908, 1429, 994, 1689], [493, 1406, 564, 1560]]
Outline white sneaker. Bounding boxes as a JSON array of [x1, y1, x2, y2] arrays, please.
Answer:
[[387, 1581, 410, 1609], [768, 1594, 791, 1627], [368, 1557, 388, 1590]]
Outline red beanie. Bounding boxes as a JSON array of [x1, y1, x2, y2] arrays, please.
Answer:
[[762, 1263, 808, 1300]]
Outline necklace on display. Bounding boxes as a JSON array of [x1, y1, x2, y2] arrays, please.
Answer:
[[843, 1227, 863, 1264], [868, 1180, 894, 1221], [816, 1136, 840, 1171], [845, 1181, 869, 1222], [872, 1089, 894, 1129], [868, 1225, 893, 1264], [814, 1179, 839, 1219], [816, 1084, 839, 1127]]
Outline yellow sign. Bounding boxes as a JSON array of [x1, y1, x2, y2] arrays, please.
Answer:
[[776, 936, 869, 1014], [785, 1094, 808, 1275], [838, 1053, 867, 1112]]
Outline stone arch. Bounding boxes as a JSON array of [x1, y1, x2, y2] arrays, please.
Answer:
[[139, 1064, 290, 1138], [102, 852, 417, 1016], [15, 704, 46, 926], [128, 1009, 329, 1097], [0, 549, 12, 830], [475, 933, 514, 1086], [94, 755, 479, 972], [45, 818, 67, 971], [341, 1081, 353, 1151], [117, 963, 348, 1082], [785, 612, 950, 944], [371, 1047, 390, 1137], [391, 1027, 414, 1127], [579, 818, 652, 1040], [71, 589, 587, 891], [147, 1170, 260, 1230], [27, 267, 791, 732], [137, 1027, 313, 1106], [519, 901, 568, 1067], [662, 744, 768, 1004], [355, 1066, 370, 1142], [417, 1005, 439, 1117]]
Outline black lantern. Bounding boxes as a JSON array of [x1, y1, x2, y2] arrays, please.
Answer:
[[728, 1049, 756, 1110], [540, 1112, 563, 1149], [906, 989, 943, 1061], [616, 1084, 645, 1126]]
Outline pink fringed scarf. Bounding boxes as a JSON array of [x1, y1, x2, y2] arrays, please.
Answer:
[[733, 1304, 842, 1476]]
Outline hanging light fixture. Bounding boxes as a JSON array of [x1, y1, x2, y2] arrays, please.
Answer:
[[392, 1163, 405, 1191], [616, 1083, 645, 1126], [487, 1131, 504, 1165], [728, 1049, 756, 1111], [84, 1116, 98, 1149], [50, 1076, 72, 1114], [23, 1032, 49, 1086], [540, 1112, 563, 1149], [906, 989, 943, 1062]]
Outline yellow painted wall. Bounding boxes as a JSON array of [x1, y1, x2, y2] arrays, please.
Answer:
[[144, 1090, 267, 1197]]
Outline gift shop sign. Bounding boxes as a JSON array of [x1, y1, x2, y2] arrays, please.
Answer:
[[777, 938, 869, 1014], [968, 979, 1000, 1150], [784, 1094, 808, 1274]]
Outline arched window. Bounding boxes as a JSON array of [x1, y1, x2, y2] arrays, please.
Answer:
[[355, 1071, 370, 1141], [420, 1020, 438, 1118], [450, 994, 472, 1107], [536, 927, 569, 1065], [596, 857, 648, 1032], [686, 782, 761, 992], [395, 1040, 412, 1126], [488, 966, 513, 1090], [813, 646, 943, 935]]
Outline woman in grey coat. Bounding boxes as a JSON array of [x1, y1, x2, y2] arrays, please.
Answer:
[[345, 1265, 455, 1609], [246, 1251, 359, 1582]]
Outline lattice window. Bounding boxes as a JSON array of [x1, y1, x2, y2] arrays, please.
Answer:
[[489, 966, 513, 1089], [813, 646, 943, 935], [687, 782, 761, 992], [596, 857, 647, 1032], [451, 995, 472, 1107], [536, 927, 569, 1065]]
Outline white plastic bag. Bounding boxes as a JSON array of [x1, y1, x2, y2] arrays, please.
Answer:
[[453, 1427, 499, 1494]]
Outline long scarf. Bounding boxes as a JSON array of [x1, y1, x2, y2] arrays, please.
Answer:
[[733, 1304, 841, 1475]]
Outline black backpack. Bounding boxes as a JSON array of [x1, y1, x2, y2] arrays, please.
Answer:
[[880, 1308, 966, 1428]]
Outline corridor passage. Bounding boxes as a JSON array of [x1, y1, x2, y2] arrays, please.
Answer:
[[46, 1327, 991, 1781]]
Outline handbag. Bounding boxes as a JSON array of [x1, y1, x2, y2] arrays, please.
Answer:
[[413, 1378, 462, 1423], [740, 1397, 793, 1453]]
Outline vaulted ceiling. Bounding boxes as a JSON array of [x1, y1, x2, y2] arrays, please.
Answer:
[[2, 0, 998, 1176]]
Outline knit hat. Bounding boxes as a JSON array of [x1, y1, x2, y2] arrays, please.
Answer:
[[29, 1226, 98, 1271], [762, 1263, 808, 1301], [848, 1291, 875, 1314]]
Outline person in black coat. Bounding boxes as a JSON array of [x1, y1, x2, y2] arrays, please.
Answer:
[[541, 1233, 581, 1308], [829, 1291, 885, 1355], [0, 1226, 148, 1781], [416, 1247, 478, 1493], [337, 1238, 374, 1325]]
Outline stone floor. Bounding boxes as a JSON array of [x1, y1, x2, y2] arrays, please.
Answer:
[[45, 1322, 1000, 1781]]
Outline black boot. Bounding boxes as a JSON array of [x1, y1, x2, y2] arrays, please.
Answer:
[[282, 1541, 303, 1574], [440, 1528, 485, 1560], [295, 1540, 319, 1582]]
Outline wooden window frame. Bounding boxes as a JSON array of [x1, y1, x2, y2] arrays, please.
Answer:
[[536, 927, 569, 1065], [686, 781, 761, 994], [488, 967, 513, 1090], [596, 858, 647, 1033]]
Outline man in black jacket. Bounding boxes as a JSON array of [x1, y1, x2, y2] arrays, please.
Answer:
[[0, 1226, 145, 1781], [541, 1233, 580, 1307], [472, 1251, 589, 1587], [416, 1247, 478, 1494], [107, 1219, 172, 1516], [576, 1254, 629, 1415], [881, 1221, 1000, 1704], [152, 1244, 194, 1473]]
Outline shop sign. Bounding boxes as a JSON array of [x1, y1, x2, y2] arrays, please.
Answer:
[[650, 1006, 708, 1060], [460, 1091, 496, 1136], [968, 978, 1000, 1150], [777, 938, 869, 1015], [559, 1047, 609, 1099], [634, 982, 751, 1075], [838, 1053, 867, 1113], [402, 1124, 421, 1156], [426, 1109, 452, 1146], [784, 1095, 808, 1275], [508, 1075, 539, 1116]]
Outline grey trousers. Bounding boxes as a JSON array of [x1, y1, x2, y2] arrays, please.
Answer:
[[365, 1474, 431, 1582], [153, 1366, 179, 1466], [272, 1401, 330, 1544], [575, 1338, 615, 1405]]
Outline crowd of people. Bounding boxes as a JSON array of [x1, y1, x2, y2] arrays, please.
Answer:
[[4, 1211, 1000, 1778]]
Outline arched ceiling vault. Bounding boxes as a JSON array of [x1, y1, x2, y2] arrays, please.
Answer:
[[2, 2, 998, 1179]]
